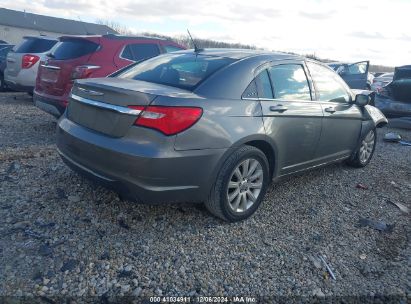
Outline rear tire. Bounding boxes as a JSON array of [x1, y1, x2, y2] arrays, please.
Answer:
[[347, 128, 377, 168], [205, 145, 270, 222]]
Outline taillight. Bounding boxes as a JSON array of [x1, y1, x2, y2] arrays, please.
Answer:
[[22, 54, 40, 69], [128, 106, 203, 135], [71, 65, 100, 80]]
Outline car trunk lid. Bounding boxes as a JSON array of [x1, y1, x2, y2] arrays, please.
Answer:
[[67, 78, 196, 137]]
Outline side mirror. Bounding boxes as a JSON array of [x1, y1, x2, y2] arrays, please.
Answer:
[[355, 94, 371, 106]]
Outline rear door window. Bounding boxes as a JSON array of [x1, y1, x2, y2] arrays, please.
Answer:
[[50, 39, 99, 60], [121, 43, 160, 61], [268, 64, 311, 100], [14, 38, 57, 53]]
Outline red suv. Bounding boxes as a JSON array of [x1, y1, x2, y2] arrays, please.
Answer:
[[34, 34, 185, 117]]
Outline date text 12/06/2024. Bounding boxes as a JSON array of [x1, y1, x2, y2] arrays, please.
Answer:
[[149, 296, 257, 303]]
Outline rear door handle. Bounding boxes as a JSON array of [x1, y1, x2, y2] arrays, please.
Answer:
[[324, 107, 336, 113], [269, 104, 288, 113]]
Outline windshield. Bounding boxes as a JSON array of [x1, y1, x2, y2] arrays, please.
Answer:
[[117, 53, 236, 90]]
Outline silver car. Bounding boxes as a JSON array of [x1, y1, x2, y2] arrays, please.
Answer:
[[4, 36, 57, 93], [371, 72, 394, 92], [57, 49, 387, 222]]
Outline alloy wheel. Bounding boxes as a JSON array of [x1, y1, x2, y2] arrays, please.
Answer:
[[359, 130, 375, 164], [226, 158, 263, 213]]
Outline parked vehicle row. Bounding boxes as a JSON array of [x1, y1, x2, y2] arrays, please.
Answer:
[[2, 34, 185, 106], [34, 34, 185, 117]]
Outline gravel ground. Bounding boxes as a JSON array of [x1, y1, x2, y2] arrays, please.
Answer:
[[0, 92, 410, 302]]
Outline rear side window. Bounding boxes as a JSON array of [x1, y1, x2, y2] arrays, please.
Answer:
[[14, 38, 57, 53], [307, 62, 351, 103], [50, 39, 99, 60], [268, 64, 311, 100], [121, 43, 160, 61], [118, 53, 236, 90], [255, 70, 274, 99]]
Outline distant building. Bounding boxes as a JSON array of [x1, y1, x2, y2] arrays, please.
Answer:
[[0, 8, 117, 44]]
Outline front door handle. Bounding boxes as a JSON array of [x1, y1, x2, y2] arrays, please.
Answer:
[[324, 107, 336, 113], [269, 104, 288, 113]]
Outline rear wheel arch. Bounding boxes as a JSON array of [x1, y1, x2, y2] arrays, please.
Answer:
[[244, 140, 276, 179], [210, 135, 278, 183]]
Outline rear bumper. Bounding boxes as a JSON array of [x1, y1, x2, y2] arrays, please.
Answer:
[[4, 68, 37, 93], [4, 80, 34, 93], [57, 116, 226, 204], [33, 92, 66, 117]]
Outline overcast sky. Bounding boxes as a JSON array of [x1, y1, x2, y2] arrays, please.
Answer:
[[3, 0, 410, 66]]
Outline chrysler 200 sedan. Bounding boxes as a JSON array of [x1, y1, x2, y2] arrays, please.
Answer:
[[56, 49, 387, 222]]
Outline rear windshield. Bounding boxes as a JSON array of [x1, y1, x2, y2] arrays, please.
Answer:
[[50, 39, 99, 60], [14, 38, 57, 53], [117, 53, 236, 90]]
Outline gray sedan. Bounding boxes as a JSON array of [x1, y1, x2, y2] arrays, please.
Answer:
[[57, 49, 387, 222]]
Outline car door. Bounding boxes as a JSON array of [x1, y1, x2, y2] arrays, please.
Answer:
[[307, 62, 363, 163], [339, 61, 369, 89], [255, 62, 323, 175]]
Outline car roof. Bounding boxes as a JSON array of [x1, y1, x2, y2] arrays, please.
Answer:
[[23, 35, 58, 41], [58, 34, 173, 42], [173, 48, 302, 60]]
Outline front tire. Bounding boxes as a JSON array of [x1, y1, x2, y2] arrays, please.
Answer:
[[347, 128, 377, 167], [205, 146, 270, 222]]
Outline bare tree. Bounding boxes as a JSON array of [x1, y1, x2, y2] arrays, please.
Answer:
[[95, 19, 132, 35]]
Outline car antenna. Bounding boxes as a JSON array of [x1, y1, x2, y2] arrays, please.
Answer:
[[187, 29, 202, 53]]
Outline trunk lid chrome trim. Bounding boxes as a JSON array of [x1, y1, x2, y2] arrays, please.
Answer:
[[70, 94, 142, 116]]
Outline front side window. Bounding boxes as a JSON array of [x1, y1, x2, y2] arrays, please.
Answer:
[[268, 64, 311, 100], [307, 62, 351, 103]]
